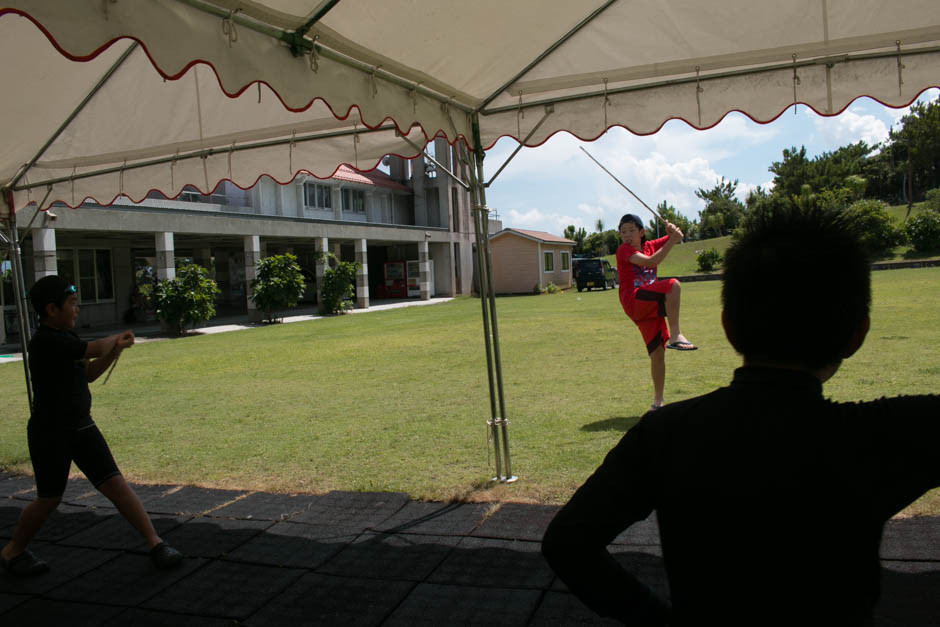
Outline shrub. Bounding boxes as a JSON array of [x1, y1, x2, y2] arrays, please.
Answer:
[[151, 263, 220, 335], [543, 282, 560, 294], [320, 259, 360, 314], [905, 210, 940, 253], [696, 248, 722, 272], [924, 188, 940, 212], [844, 199, 906, 258], [251, 253, 306, 323]]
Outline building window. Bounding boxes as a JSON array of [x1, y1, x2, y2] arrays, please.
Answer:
[[57, 249, 114, 303], [543, 251, 554, 272], [304, 182, 332, 209], [342, 188, 366, 213], [561, 251, 570, 271], [179, 184, 227, 205]]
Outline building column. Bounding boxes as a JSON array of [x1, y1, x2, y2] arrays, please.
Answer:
[[354, 238, 369, 309], [32, 227, 57, 280], [244, 235, 262, 321], [418, 240, 431, 301], [314, 237, 328, 313], [155, 232, 175, 280]]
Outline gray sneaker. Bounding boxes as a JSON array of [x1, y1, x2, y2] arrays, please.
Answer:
[[150, 542, 183, 569], [0, 549, 49, 576]]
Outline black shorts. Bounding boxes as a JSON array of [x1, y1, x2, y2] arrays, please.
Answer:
[[27, 420, 121, 498]]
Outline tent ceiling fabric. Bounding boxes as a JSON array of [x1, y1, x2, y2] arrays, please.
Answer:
[[2, 0, 940, 216]]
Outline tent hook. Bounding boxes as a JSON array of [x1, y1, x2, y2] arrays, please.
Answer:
[[289, 130, 297, 176], [119, 159, 126, 197], [411, 82, 422, 118], [370, 65, 382, 98], [69, 166, 76, 206], [170, 149, 179, 193], [309, 35, 320, 73], [896, 40, 905, 96], [695, 66, 704, 127], [602, 78, 610, 130], [352, 123, 360, 169], [222, 7, 241, 47], [517, 91, 525, 140], [228, 141, 236, 179], [791, 54, 801, 115]]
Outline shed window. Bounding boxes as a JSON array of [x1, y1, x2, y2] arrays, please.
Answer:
[[543, 251, 554, 272], [561, 251, 570, 271]]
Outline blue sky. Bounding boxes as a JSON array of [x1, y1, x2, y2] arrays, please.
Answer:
[[481, 88, 939, 236]]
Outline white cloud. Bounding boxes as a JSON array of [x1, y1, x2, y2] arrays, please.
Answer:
[[811, 108, 890, 148]]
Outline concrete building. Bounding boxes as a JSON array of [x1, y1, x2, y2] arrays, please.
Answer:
[[1, 139, 501, 342], [488, 228, 575, 294]]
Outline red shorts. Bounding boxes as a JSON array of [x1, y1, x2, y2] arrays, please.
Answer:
[[621, 279, 676, 354]]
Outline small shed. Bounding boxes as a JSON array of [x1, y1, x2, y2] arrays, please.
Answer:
[[488, 229, 576, 294]]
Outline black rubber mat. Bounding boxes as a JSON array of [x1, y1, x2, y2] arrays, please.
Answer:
[[374, 501, 491, 536], [46, 553, 206, 606], [159, 516, 273, 558], [225, 521, 353, 569], [144, 487, 250, 516], [288, 490, 410, 531], [59, 513, 188, 551], [317, 531, 460, 581], [383, 582, 542, 626], [142, 559, 304, 620], [206, 491, 321, 521], [244, 572, 414, 627], [471, 503, 561, 541], [428, 536, 554, 590]]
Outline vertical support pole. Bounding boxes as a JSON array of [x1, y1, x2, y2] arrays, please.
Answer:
[[418, 240, 431, 301], [8, 214, 34, 408], [354, 238, 369, 309], [32, 227, 57, 280], [468, 114, 516, 483], [244, 235, 262, 321], [314, 237, 329, 313], [155, 232, 176, 281]]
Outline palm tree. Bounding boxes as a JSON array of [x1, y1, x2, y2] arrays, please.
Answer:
[[595, 218, 604, 233]]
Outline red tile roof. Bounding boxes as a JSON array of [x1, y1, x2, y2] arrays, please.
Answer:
[[491, 228, 575, 245], [306, 165, 410, 192]]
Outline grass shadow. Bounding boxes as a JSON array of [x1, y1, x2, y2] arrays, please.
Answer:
[[580, 416, 642, 433]]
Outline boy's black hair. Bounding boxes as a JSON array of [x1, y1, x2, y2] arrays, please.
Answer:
[[29, 275, 76, 320], [619, 213, 645, 230], [721, 205, 871, 369], [619, 213, 647, 245]]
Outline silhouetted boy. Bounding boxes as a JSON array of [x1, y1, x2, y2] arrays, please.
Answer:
[[1, 275, 181, 576], [542, 207, 939, 625]]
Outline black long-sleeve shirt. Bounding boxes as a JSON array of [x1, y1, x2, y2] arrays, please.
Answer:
[[542, 367, 940, 626]]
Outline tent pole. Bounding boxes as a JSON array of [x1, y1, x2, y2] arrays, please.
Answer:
[[471, 116, 516, 483], [466, 149, 503, 481], [6, 212, 33, 408]]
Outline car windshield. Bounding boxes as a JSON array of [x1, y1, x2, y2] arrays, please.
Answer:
[[578, 260, 602, 270]]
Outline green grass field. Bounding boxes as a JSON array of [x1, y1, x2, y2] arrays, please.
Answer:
[[1, 268, 937, 514], [604, 202, 940, 277]]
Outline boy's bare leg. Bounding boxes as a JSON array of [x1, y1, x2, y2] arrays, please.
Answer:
[[97, 474, 161, 549], [650, 346, 666, 408], [665, 281, 692, 345], [1, 497, 61, 560]]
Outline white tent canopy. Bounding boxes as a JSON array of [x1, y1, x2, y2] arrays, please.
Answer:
[[2, 0, 939, 481], [3, 0, 940, 215]]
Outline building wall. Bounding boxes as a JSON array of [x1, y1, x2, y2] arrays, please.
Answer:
[[539, 244, 573, 289], [489, 235, 540, 294]]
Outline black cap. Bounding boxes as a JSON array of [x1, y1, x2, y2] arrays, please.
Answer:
[[29, 275, 76, 315]]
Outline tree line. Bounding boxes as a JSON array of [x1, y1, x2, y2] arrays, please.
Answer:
[[566, 95, 940, 255]]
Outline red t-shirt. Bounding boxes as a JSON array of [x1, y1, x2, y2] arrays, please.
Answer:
[[616, 235, 670, 305]]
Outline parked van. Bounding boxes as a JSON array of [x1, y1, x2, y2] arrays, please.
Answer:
[[572, 257, 617, 291]]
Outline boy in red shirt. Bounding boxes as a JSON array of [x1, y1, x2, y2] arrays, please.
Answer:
[[616, 213, 696, 410]]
